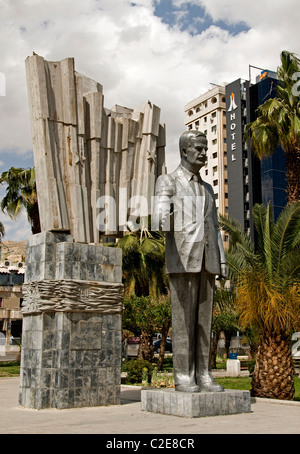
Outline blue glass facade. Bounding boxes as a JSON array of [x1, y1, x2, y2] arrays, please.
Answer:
[[256, 78, 287, 220]]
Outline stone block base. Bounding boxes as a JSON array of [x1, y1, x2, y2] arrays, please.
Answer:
[[141, 388, 251, 418], [19, 311, 122, 409]]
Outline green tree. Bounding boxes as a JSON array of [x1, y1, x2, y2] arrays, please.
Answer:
[[0, 167, 41, 234], [123, 295, 157, 362], [245, 50, 300, 202], [117, 217, 169, 362], [0, 222, 5, 242], [122, 294, 172, 365], [219, 202, 300, 400], [116, 217, 167, 299], [211, 283, 239, 368], [153, 295, 172, 371]]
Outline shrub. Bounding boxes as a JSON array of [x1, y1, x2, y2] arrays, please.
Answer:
[[125, 359, 154, 384]]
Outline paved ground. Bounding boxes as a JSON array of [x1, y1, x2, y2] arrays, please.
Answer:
[[0, 377, 300, 434]]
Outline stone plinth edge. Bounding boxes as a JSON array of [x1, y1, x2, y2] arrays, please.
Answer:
[[141, 388, 251, 418]]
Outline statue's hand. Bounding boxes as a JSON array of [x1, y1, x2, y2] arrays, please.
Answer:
[[219, 263, 228, 280], [161, 211, 174, 232]]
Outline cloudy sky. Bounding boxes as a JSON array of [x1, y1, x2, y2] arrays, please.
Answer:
[[0, 0, 299, 240]]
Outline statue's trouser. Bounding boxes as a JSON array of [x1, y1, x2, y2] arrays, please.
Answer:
[[169, 269, 215, 388]]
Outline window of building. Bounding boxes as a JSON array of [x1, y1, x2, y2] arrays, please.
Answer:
[[212, 139, 217, 145], [195, 120, 199, 127], [188, 124, 193, 130], [211, 97, 217, 104], [213, 152, 217, 159], [214, 193, 218, 199], [188, 110, 193, 116], [205, 169, 208, 175], [204, 116, 207, 123], [204, 130, 207, 135], [225, 193, 228, 198], [211, 125, 217, 133], [213, 165, 218, 174], [213, 180, 218, 186], [222, 97, 226, 102], [211, 111, 217, 118]]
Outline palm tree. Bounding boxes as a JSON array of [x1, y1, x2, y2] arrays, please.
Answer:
[[116, 217, 168, 361], [245, 51, 300, 202], [0, 222, 5, 242], [0, 167, 40, 234], [219, 201, 300, 400], [211, 281, 238, 368], [116, 217, 167, 298]]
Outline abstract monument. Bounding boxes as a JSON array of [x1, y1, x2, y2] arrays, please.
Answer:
[[18, 55, 166, 409]]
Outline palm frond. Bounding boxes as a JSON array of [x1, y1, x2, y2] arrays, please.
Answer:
[[272, 201, 300, 272], [219, 214, 253, 253]]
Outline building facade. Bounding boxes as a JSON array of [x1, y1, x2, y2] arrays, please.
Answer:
[[225, 72, 287, 240], [184, 85, 228, 216], [184, 84, 229, 245], [0, 262, 24, 348]]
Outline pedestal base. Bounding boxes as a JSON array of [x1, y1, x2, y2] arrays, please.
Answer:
[[19, 311, 122, 409], [141, 388, 251, 418]]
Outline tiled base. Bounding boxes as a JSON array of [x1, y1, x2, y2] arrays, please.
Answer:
[[141, 388, 251, 418], [19, 312, 122, 409]]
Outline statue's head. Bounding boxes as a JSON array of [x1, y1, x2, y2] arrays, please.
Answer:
[[179, 130, 208, 171]]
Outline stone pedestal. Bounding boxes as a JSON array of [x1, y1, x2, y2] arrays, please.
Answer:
[[141, 388, 251, 418], [19, 232, 123, 410], [226, 359, 241, 376]]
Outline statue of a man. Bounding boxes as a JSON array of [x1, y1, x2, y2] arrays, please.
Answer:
[[154, 130, 228, 392]]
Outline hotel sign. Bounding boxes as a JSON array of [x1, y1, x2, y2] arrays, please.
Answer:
[[226, 79, 242, 164]]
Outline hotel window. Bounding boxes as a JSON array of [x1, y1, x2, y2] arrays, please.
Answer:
[[213, 152, 217, 159], [212, 139, 217, 145], [211, 125, 217, 133], [213, 180, 218, 186]]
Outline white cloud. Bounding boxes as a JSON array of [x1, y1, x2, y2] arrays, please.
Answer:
[[0, 0, 299, 240]]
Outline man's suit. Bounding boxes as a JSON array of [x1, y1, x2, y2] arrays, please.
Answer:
[[154, 164, 226, 390]]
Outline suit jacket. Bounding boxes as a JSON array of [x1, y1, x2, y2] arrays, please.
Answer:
[[154, 165, 226, 275]]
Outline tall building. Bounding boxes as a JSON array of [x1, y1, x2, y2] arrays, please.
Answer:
[[226, 71, 287, 240], [184, 85, 228, 218]]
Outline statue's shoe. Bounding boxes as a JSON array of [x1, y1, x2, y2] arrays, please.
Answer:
[[197, 373, 225, 392], [175, 384, 201, 393]]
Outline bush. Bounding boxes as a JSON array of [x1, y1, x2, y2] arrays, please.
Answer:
[[124, 359, 154, 384]]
